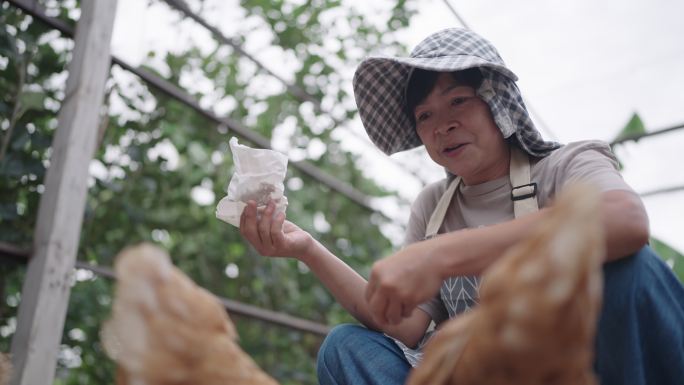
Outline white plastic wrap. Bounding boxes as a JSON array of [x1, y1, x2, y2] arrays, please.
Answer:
[[215, 137, 288, 227]]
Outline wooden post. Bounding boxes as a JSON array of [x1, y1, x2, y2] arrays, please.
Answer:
[[9, 1, 118, 384]]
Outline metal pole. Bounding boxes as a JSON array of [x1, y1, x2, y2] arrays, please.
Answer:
[[0, 242, 330, 336], [6, 0, 389, 217], [611, 122, 684, 146]]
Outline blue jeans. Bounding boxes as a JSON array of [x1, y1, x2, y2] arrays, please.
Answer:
[[317, 324, 411, 385], [316, 246, 684, 385]]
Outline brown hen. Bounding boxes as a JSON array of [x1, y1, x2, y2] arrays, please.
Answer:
[[102, 243, 279, 385], [407, 183, 605, 385]]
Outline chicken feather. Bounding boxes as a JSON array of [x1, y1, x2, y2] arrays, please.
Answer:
[[407, 183, 605, 385], [0, 353, 11, 385], [102, 243, 279, 385]]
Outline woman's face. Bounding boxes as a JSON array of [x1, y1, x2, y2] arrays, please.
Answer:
[[413, 72, 509, 185]]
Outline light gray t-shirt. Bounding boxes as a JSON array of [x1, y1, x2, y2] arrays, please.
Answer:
[[407, 140, 634, 325]]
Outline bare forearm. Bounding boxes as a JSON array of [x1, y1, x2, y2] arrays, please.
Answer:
[[429, 189, 650, 278], [299, 240, 430, 347], [600, 190, 649, 261], [429, 209, 548, 277], [239, 202, 431, 346], [299, 240, 373, 324]]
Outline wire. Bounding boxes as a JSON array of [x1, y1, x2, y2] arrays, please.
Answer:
[[440, 0, 560, 142], [6, 0, 397, 219], [639, 185, 684, 198], [0, 241, 330, 336], [440, 0, 470, 29], [611, 122, 684, 146], [161, 0, 433, 186]]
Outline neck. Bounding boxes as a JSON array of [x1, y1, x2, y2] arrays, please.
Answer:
[[461, 145, 511, 186]]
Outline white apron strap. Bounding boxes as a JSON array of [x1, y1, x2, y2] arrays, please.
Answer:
[[423, 146, 539, 240], [424, 176, 461, 239], [509, 145, 539, 218]]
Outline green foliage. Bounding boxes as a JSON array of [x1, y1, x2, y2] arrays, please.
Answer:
[[651, 238, 684, 283], [0, 2, 69, 247], [1, 0, 414, 384], [611, 114, 683, 281], [614, 112, 647, 143], [611, 112, 647, 170], [611, 113, 684, 283]]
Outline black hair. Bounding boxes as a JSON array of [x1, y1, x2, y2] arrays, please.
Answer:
[[404, 67, 483, 125]]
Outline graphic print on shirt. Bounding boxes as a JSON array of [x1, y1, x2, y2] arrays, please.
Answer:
[[442, 275, 481, 317]]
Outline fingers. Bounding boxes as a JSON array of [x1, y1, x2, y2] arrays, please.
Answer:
[[367, 267, 415, 326], [366, 268, 388, 325], [385, 299, 404, 325], [367, 291, 406, 326], [364, 276, 376, 303], [240, 200, 282, 255], [401, 303, 412, 318], [367, 271, 399, 326], [368, 292, 389, 326], [239, 200, 259, 244], [257, 201, 276, 248], [270, 211, 286, 247]]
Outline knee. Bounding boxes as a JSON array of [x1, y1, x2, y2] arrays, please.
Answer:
[[602, 246, 656, 295], [317, 324, 367, 363], [601, 245, 683, 316], [317, 324, 369, 382]]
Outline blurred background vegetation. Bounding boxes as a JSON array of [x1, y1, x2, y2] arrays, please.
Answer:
[[0, 0, 681, 384], [0, 0, 414, 383]]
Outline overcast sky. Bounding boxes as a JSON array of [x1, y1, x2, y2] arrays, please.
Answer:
[[111, 0, 684, 253], [396, 0, 684, 254]]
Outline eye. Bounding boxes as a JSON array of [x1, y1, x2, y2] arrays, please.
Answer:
[[451, 96, 469, 106], [415, 111, 431, 124]]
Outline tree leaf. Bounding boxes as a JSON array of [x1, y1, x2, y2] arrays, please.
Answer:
[[651, 237, 684, 283], [613, 112, 646, 143]]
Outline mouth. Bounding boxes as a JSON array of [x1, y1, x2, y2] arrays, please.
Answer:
[[443, 143, 467, 155]]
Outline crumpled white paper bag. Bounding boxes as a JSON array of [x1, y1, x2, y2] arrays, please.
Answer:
[[215, 137, 289, 227]]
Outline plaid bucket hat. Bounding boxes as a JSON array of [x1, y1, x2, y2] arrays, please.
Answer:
[[353, 28, 560, 157]]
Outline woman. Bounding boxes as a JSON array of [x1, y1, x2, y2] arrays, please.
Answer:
[[239, 28, 684, 385]]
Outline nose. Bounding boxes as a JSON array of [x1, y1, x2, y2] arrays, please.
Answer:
[[434, 118, 458, 135], [431, 105, 461, 135]]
